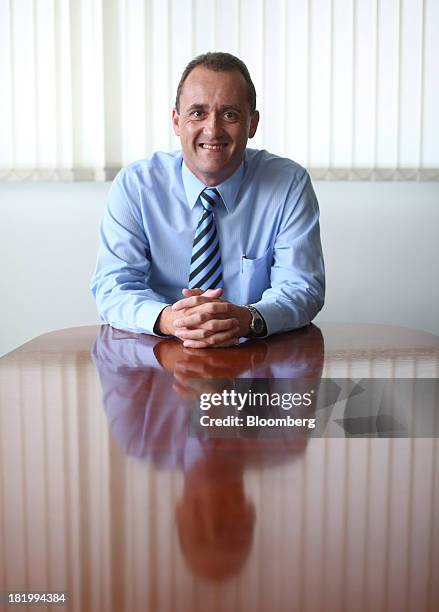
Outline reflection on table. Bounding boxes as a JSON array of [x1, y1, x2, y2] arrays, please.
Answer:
[[0, 323, 438, 612]]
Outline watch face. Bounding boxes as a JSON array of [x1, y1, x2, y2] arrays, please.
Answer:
[[253, 316, 264, 334]]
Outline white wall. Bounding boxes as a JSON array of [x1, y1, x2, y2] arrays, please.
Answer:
[[314, 181, 439, 335], [1, 182, 107, 356], [1, 180, 438, 356]]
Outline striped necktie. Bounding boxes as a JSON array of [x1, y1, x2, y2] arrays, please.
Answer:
[[188, 188, 223, 291]]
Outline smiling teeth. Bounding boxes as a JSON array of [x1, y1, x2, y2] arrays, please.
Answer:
[[202, 144, 224, 150]]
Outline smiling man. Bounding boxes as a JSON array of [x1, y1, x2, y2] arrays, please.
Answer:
[[91, 52, 325, 347]]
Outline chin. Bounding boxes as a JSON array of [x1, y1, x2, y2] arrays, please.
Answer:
[[199, 164, 228, 177]]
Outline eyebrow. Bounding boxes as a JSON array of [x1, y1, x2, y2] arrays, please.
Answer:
[[220, 105, 241, 113], [186, 104, 206, 113], [186, 104, 242, 113]]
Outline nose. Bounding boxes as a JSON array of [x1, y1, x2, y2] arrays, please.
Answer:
[[203, 112, 222, 138]]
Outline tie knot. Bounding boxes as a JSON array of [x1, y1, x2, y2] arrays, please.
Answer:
[[200, 188, 221, 211]]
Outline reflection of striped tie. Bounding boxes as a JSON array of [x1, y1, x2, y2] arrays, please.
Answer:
[[188, 188, 223, 291]]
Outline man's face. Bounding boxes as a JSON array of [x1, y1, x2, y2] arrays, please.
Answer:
[[172, 66, 259, 186]]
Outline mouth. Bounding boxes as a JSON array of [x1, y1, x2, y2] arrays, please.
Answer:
[[198, 143, 228, 151]]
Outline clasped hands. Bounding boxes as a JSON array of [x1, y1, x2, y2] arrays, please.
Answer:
[[157, 288, 252, 348]]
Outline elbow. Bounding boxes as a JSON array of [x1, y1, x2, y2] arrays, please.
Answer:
[[314, 291, 325, 317], [307, 282, 325, 322], [90, 275, 111, 324]]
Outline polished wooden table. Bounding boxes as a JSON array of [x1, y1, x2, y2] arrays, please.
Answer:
[[0, 323, 438, 612]]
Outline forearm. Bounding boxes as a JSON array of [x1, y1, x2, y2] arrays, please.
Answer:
[[91, 271, 170, 335], [254, 170, 325, 336], [253, 284, 324, 336], [91, 171, 174, 336]]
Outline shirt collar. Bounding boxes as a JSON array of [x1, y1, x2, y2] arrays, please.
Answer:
[[181, 158, 244, 213]]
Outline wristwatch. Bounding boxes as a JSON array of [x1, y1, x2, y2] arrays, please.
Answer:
[[243, 305, 266, 337]]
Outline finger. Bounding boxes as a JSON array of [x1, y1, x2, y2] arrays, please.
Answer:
[[182, 287, 223, 299], [181, 288, 203, 297], [173, 373, 215, 395], [202, 288, 223, 298], [176, 357, 235, 379], [173, 373, 218, 396], [175, 302, 232, 322], [174, 328, 212, 341], [181, 347, 207, 356], [172, 371, 191, 386], [182, 326, 240, 348], [172, 379, 193, 400], [182, 347, 233, 360], [174, 311, 212, 328], [182, 347, 237, 365], [176, 315, 238, 332], [183, 338, 240, 349], [175, 319, 238, 340], [174, 360, 208, 376], [172, 294, 227, 312], [174, 304, 235, 329], [181, 348, 236, 368], [214, 338, 244, 347], [178, 361, 236, 378]]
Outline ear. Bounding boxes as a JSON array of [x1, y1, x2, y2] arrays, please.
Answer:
[[248, 111, 259, 139], [172, 108, 181, 136]]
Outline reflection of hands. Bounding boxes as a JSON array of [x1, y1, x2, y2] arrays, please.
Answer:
[[174, 347, 254, 378], [172, 346, 261, 400], [154, 339, 267, 400], [173, 376, 229, 401], [157, 288, 252, 348], [172, 349, 238, 399]]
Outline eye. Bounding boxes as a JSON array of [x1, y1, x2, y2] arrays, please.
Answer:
[[224, 111, 238, 121], [190, 110, 203, 119]]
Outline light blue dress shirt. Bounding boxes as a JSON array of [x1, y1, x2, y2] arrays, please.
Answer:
[[90, 148, 325, 337]]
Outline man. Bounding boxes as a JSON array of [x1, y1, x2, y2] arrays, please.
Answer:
[[91, 52, 325, 348]]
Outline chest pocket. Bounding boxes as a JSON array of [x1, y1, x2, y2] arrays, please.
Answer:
[[240, 247, 273, 304]]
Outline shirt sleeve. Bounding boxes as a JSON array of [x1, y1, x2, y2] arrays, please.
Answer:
[[90, 170, 170, 335], [251, 170, 325, 336]]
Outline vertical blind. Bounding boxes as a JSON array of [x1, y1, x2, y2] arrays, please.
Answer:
[[1, 0, 438, 181]]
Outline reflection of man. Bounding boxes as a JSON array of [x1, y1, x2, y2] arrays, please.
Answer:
[[92, 324, 324, 581], [91, 52, 325, 348]]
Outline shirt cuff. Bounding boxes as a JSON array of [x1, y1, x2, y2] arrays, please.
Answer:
[[139, 301, 173, 337], [250, 300, 290, 337]]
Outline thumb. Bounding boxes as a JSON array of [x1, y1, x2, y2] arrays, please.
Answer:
[[202, 288, 223, 298], [182, 288, 203, 297]]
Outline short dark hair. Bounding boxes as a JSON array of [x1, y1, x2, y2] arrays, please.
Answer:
[[175, 52, 257, 115]]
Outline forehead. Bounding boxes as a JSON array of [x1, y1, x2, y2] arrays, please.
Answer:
[[179, 66, 249, 108]]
